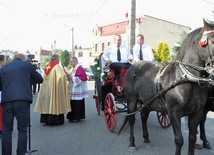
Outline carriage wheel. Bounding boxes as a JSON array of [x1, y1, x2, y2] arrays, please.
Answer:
[[104, 93, 117, 132], [94, 83, 100, 115], [156, 112, 171, 128]]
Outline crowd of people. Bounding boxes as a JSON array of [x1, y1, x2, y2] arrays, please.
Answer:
[[0, 33, 154, 155]]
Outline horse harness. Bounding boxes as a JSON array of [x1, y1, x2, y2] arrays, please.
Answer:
[[126, 61, 214, 116]]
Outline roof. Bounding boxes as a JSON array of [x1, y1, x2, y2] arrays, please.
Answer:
[[35, 49, 52, 56], [97, 15, 190, 36], [100, 21, 128, 36]]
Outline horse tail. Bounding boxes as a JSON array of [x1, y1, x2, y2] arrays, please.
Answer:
[[117, 116, 129, 135]]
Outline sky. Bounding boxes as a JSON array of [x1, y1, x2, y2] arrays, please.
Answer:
[[0, 0, 214, 53]]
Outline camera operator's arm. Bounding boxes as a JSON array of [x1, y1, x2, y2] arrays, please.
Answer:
[[30, 63, 43, 84]]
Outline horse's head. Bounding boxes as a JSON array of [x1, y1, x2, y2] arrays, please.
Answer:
[[199, 19, 214, 76]]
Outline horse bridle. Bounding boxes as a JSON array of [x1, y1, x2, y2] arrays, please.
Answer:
[[201, 30, 214, 76], [178, 62, 214, 85]]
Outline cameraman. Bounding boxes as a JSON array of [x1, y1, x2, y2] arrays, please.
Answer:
[[0, 53, 43, 155]]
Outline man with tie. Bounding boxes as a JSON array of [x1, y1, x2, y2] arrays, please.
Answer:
[[102, 34, 132, 70], [133, 34, 154, 62], [102, 34, 132, 89]]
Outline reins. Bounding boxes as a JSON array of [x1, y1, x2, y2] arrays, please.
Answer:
[[179, 62, 206, 72], [121, 76, 186, 116], [179, 61, 214, 85]]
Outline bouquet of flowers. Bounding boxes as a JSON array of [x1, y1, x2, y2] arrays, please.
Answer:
[[93, 57, 101, 79]]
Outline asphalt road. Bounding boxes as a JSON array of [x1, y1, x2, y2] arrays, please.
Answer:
[[1, 81, 214, 155]]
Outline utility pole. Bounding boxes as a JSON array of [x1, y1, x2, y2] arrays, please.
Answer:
[[130, 0, 136, 55], [71, 27, 74, 57], [64, 25, 74, 57]]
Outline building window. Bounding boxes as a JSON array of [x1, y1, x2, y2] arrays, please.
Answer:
[[102, 43, 105, 51], [89, 52, 92, 57], [95, 44, 98, 52], [108, 42, 110, 46], [78, 52, 83, 57]]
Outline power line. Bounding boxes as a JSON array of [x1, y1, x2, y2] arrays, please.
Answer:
[[76, 0, 108, 29], [201, 0, 214, 5]]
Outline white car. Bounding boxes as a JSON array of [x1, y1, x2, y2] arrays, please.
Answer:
[[84, 67, 94, 81]]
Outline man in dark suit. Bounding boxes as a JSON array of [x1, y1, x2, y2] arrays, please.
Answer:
[[0, 53, 43, 155]]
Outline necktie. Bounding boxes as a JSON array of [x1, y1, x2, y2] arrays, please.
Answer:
[[139, 45, 143, 60], [117, 46, 121, 62]]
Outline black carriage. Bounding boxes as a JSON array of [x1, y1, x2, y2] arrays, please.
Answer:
[[91, 53, 170, 132]]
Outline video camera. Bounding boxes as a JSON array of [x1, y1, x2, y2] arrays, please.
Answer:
[[27, 54, 38, 69], [27, 54, 38, 63]]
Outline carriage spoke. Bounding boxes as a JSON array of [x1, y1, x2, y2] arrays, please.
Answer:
[[104, 93, 116, 132], [157, 112, 171, 128]]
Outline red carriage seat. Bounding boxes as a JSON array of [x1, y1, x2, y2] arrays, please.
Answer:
[[103, 68, 128, 95]]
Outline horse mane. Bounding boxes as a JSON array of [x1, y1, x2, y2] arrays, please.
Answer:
[[175, 27, 204, 61]]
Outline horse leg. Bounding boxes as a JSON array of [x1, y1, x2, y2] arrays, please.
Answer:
[[194, 129, 203, 150], [169, 111, 183, 155], [127, 99, 138, 151], [128, 114, 136, 151], [188, 111, 204, 155], [140, 108, 151, 147], [199, 109, 212, 149]]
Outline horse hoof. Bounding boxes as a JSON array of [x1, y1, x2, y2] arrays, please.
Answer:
[[195, 144, 203, 150], [129, 146, 136, 152], [203, 142, 212, 149], [143, 142, 152, 148]]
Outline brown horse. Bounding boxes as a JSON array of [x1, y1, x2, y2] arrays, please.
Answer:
[[118, 19, 214, 155]]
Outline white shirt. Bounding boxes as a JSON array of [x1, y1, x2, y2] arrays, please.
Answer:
[[102, 44, 131, 63], [133, 44, 154, 62], [36, 68, 44, 75]]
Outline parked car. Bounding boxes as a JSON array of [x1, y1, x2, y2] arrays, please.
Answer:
[[84, 67, 94, 81]]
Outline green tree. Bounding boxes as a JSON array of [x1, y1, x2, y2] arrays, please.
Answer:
[[154, 42, 170, 64], [54, 49, 63, 55], [26, 50, 30, 55], [152, 48, 158, 60], [154, 43, 162, 62], [74, 44, 78, 49], [42, 56, 50, 65], [60, 50, 70, 67], [171, 30, 188, 60]]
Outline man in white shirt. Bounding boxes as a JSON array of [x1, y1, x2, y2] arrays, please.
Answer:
[[102, 34, 132, 88], [102, 34, 132, 70], [133, 34, 154, 62]]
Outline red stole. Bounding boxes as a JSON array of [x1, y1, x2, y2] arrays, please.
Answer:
[[44, 61, 58, 75]]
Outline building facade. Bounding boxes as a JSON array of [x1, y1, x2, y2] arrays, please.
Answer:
[[91, 15, 190, 58], [32, 15, 191, 68], [34, 48, 52, 65]]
